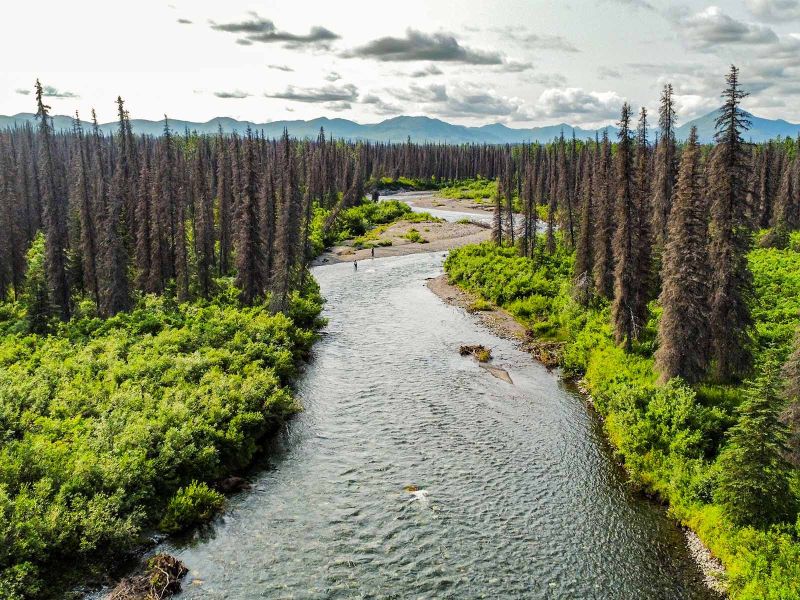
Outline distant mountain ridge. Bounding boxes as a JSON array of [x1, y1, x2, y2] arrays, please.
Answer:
[[1, 110, 797, 144]]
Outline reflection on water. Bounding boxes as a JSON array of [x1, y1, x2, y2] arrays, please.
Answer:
[[160, 252, 712, 599]]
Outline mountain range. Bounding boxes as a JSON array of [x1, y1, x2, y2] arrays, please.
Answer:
[[1, 110, 798, 145]]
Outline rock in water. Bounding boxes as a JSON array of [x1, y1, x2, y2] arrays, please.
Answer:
[[216, 476, 250, 493]]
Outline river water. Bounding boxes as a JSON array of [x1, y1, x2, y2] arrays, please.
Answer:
[[155, 246, 713, 599]]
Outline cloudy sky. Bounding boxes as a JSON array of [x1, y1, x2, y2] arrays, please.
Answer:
[[2, 0, 799, 127]]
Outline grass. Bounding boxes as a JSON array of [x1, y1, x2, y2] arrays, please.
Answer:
[[438, 176, 496, 200], [469, 298, 493, 312], [403, 228, 428, 244]]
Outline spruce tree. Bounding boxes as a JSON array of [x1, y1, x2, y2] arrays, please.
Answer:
[[633, 107, 654, 313], [782, 332, 800, 465], [715, 356, 796, 528], [193, 146, 215, 298], [216, 130, 234, 275], [573, 150, 594, 306], [707, 65, 754, 381], [592, 131, 614, 298], [651, 84, 677, 249], [655, 127, 711, 383], [35, 80, 71, 320], [492, 177, 503, 245], [233, 131, 264, 304], [611, 103, 638, 349]]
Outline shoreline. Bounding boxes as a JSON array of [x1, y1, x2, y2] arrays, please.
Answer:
[[426, 272, 728, 598]]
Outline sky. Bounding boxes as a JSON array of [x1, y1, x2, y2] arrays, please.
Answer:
[[2, 0, 799, 128]]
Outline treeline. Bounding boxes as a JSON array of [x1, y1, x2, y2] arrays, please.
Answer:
[[483, 67, 799, 387], [0, 83, 528, 327]]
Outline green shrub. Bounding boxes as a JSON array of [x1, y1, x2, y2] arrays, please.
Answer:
[[403, 228, 427, 243], [159, 481, 225, 533]]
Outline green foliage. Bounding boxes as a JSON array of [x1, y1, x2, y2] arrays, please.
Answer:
[[372, 176, 438, 191], [0, 278, 323, 595], [312, 199, 441, 251], [159, 481, 225, 533], [748, 240, 800, 357], [403, 228, 427, 243], [21, 234, 52, 335], [310, 200, 413, 251], [468, 298, 493, 312], [715, 357, 796, 528], [438, 176, 497, 200], [445, 240, 800, 598]]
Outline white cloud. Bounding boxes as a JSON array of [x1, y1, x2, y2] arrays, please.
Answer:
[[673, 6, 778, 49], [530, 88, 623, 124], [744, 0, 800, 22]]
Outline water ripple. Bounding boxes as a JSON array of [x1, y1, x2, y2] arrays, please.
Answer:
[[163, 252, 713, 600]]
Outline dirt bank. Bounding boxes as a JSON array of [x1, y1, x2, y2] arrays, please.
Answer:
[[427, 274, 527, 341]]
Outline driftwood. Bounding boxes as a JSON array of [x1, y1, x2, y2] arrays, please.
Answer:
[[107, 554, 188, 600], [459, 344, 492, 362]]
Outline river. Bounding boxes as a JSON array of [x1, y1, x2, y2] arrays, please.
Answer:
[[152, 240, 714, 598]]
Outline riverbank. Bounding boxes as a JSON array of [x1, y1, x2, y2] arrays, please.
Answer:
[[427, 270, 727, 597], [442, 241, 800, 599]]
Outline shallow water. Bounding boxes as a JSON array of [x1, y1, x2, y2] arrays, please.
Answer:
[[157, 250, 713, 599]]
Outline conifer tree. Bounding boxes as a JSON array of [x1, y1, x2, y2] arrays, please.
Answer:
[[135, 147, 153, 290], [99, 101, 132, 316], [592, 131, 614, 298], [193, 146, 215, 297], [216, 130, 234, 275], [0, 137, 25, 300], [492, 177, 503, 245], [707, 66, 754, 381], [70, 115, 100, 307], [651, 84, 677, 249], [715, 356, 796, 528], [633, 107, 654, 311], [611, 103, 638, 349], [782, 332, 800, 465], [573, 150, 594, 305], [655, 127, 711, 383], [35, 80, 71, 320], [233, 131, 264, 304], [503, 152, 515, 246]]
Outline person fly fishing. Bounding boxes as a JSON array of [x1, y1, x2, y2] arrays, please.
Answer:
[[371, 247, 375, 259], [354, 260, 358, 271]]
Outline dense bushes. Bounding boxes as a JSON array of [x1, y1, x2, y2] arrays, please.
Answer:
[[159, 482, 225, 533], [445, 241, 800, 598], [0, 278, 323, 597], [438, 176, 497, 200], [309, 199, 413, 254]]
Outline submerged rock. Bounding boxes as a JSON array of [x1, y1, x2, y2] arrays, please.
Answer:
[[216, 476, 250, 494]]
